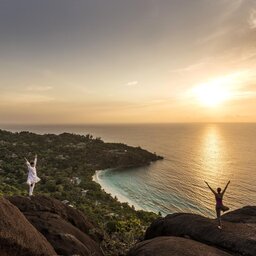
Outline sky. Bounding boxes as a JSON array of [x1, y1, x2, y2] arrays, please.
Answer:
[[0, 0, 256, 124]]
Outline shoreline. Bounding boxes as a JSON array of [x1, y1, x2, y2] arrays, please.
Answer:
[[92, 169, 143, 211]]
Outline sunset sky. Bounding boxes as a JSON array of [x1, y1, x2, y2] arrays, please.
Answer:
[[0, 0, 256, 124]]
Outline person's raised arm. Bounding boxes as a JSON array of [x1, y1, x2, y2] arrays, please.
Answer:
[[24, 157, 30, 167], [204, 181, 216, 195], [222, 180, 230, 195], [34, 154, 37, 167]]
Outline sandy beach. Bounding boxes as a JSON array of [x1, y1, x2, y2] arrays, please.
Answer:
[[92, 169, 143, 211]]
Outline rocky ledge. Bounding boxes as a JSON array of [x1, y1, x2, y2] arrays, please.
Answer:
[[3, 195, 103, 256], [128, 206, 256, 256], [0, 197, 56, 256], [1, 195, 255, 256]]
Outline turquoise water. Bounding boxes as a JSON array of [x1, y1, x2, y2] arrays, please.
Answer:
[[3, 123, 256, 217]]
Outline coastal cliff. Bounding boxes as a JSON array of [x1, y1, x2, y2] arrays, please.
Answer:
[[0, 196, 255, 256], [0, 129, 162, 255]]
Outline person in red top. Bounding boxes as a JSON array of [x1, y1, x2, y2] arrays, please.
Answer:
[[204, 180, 230, 229]]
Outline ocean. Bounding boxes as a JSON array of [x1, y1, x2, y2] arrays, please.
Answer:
[[2, 123, 256, 217]]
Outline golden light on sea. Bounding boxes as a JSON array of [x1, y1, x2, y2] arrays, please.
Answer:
[[200, 125, 225, 179]]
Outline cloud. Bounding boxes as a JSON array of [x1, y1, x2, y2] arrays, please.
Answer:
[[169, 62, 206, 73], [0, 93, 55, 104], [126, 81, 139, 86], [196, 0, 246, 45], [203, 0, 244, 20], [232, 90, 256, 99], [225, 0, 244, 16], [25, 85, 53, 92], [196, 28, 229, 45], [248, 9, 256, 29]]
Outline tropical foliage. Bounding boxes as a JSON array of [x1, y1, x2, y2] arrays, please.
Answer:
[[0, 129, 162, 255]]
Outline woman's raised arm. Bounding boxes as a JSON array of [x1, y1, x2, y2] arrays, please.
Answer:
[[222, 180, 230, 195], [204, 181, 216, 195], [24, 157, 30, 167], [34, 154, 37, 167]]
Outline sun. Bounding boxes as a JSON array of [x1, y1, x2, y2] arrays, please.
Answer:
[[192, 77, 233, 107], [195, 84, 230, 107]]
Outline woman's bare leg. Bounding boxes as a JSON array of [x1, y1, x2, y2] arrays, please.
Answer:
[[222, 205, 229, 212], [29, 183, 35, 196], [216, 207, 222, 229]]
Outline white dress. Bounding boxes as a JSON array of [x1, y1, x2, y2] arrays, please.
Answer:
[[26, 157, 41, 185]]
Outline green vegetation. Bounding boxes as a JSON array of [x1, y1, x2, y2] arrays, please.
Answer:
[[0, 129, 162, 255]]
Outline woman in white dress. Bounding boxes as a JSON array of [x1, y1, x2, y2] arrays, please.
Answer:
[[25, 154, 41, 196]]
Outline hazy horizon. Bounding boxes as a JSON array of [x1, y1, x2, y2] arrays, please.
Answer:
[[1, 0, 256, 124], [1, 121, 256, 126]]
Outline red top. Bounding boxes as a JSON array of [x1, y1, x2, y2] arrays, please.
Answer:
[[215, 194, 223, 206]]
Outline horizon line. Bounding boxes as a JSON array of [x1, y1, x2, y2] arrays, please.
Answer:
[[1, 121, 256, 126]]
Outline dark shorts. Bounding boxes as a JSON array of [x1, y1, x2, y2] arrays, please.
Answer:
[[216, 205, 229, 217]]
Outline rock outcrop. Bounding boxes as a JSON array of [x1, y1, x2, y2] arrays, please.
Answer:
[[127, 236, 232, 256], [0, 197, 56, 256], [2, 192, 255, 256], [142, 207, 256, 256], [8, 195, 103, 256], [222, 206, 256, 223]]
